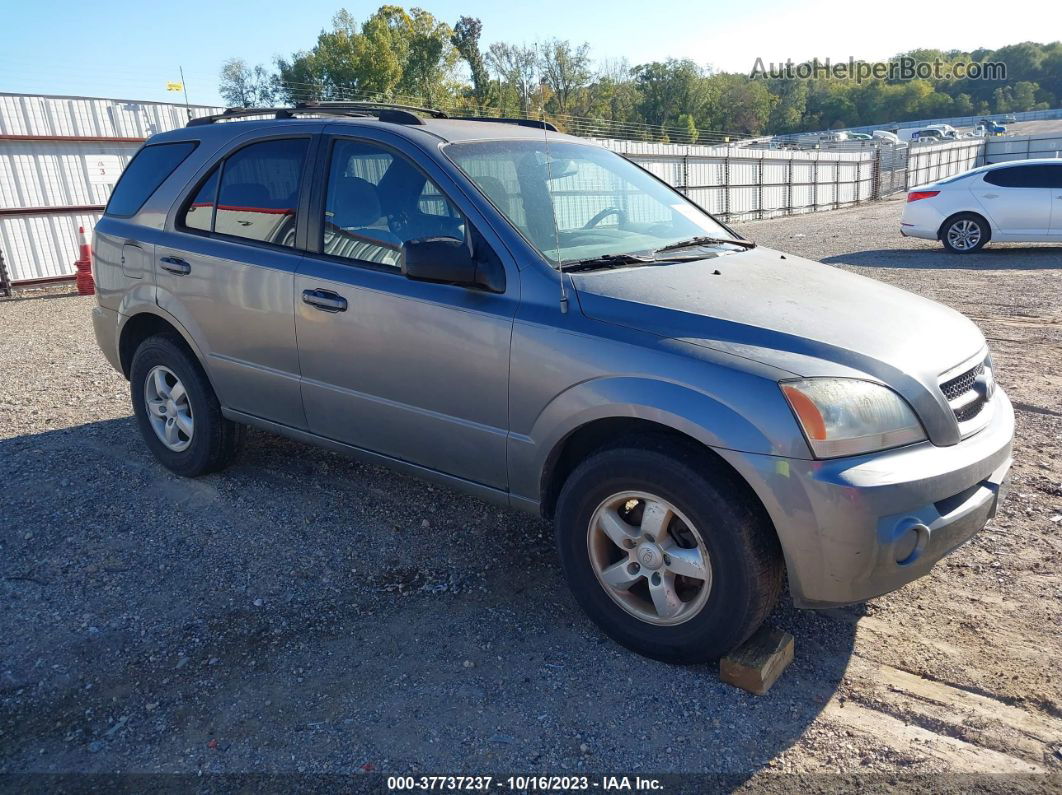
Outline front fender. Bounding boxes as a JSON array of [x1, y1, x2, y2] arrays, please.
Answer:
[[507, 374, 805, 506]]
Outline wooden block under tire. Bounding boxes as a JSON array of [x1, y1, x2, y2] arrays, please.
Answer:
[[719, 626, 794, 695]]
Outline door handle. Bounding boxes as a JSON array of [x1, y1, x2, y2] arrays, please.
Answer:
[[302, 289, 347, 313], [159, 256, 191, 275], [981, 193, 998, 199]]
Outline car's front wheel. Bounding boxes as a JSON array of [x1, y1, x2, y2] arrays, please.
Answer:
[[130, 335, 241, 477], [554, 438, 783, 663], [941, 213, 989, 253]]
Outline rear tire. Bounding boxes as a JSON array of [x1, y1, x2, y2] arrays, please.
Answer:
[[940, 213, 989, 253], [130, 335, 241, 477], [554, 437, 783, 663]]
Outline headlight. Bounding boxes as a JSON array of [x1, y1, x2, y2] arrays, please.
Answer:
[[780, 378, 926, 459]]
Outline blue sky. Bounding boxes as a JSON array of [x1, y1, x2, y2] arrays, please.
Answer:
[[1, 0, 1049, 106]]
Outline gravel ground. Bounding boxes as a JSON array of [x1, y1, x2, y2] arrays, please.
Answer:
[[1, 196, 1061, 789]]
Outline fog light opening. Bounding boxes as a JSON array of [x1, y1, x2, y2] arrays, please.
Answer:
[[895, 522, 929, 566]]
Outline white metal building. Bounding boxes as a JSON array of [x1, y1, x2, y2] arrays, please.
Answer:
[[0, 93, 220, 287]]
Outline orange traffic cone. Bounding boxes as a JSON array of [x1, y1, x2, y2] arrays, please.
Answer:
[[74, 226, 94, 296]]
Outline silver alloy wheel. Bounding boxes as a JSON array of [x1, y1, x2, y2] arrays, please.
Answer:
[[587, 491, 712, 626], [144, 365, 194, 452], [947, 219, 982, 251]]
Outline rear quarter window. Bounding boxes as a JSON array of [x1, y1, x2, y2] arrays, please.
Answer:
[[105, 142, 197, 217], [983, 165, 1053, 188]]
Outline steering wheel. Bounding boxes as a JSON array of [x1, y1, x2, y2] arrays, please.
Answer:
[[582, 207, 628, 229]]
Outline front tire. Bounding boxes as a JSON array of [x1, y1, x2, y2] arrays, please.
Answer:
[[554, 438, 783, 663], [941, 213, 989, 253], [130, 335, 241, 477]]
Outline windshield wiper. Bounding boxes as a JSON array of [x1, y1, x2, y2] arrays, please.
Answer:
[[653, 236, 756, 254], [562, 252, 659, 272]]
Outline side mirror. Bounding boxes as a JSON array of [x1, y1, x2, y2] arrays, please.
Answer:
[[400, 237, 504, 293]]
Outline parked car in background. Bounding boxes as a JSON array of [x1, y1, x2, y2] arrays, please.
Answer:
[[926, 124, 960, 139], [911, 129, 946, 143], [976, 120, 1008, 136], [872, 130, 901, 144], [901, 159, 1062, 252], [846, 132, 873, 141], [1002, 113, 1017, 124], [91, 103, 1014, 663]]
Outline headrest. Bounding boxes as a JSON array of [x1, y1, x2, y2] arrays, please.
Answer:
[[219, 182, 273, 209], [329, 176, 382, 228]]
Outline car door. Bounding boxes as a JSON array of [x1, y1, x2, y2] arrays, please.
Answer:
[[293, 131, 518, 489], [157, 134, 316, 429], [973, 164, 1053, 239], [1044, 163, 1062, 237]]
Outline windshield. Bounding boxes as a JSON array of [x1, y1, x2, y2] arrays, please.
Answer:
[[444, 139, 737, 266]]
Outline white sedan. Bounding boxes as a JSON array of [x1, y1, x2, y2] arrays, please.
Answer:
[[900, 159, 1062, 252]]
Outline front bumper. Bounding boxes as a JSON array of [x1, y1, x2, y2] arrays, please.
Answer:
[[718, 388, 1014, 607]]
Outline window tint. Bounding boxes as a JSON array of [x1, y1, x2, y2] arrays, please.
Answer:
[[214, 138, 308, 246], [322, 139, 465, 268], [984, 165, 1057, 188], [1039, 164, 1062, 189], [105, 142, 196, 217], [183, 167, 218, 232]]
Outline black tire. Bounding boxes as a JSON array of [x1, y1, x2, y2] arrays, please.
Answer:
[[940, 212, 989, 253], [129, 335, 241, 477], [554, 437, 783, 663]]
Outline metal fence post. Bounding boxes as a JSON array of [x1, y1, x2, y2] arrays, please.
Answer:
[[758, 152, 765, 220], [786, 157, 794, 215], [833, 156, 841, 209], [872, 147, 881, 200], [812, 157, 819, 213], [723, 150, 731, 222]]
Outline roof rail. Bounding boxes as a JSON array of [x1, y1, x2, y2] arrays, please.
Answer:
[[455, 116, 559, 132], [185, 103, 563, 133], [186, 101, 447, 128], [297, 101, 447, 122]]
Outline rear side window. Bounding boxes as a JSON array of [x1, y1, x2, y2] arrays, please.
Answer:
[[183, 168, 219, 232], [180, 138, 308, 248], [105, 142, 197, 217], [215, 139, 307, 247], [984, 165, 1055, 188]]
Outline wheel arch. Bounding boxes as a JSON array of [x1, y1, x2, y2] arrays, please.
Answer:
[[937, 210, 992, 243], [118, 308, 210, 384], [540, 415, 772, 523]]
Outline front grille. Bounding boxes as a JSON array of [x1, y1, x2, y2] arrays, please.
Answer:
[[941, 362, 984, 401], [940, 360, 989, 425]]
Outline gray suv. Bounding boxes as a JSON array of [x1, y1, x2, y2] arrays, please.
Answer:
[[91, 103, 1013, 662]]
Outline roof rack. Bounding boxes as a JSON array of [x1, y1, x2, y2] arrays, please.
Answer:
[[186, 103, 561, 133], [187, 101, 446, 127], [455, 116, 558, 132]]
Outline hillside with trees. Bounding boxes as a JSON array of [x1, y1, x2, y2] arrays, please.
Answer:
[[218, 7, 1061, 141]]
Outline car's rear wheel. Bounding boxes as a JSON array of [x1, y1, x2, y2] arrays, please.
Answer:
[[130, 335, 241, 476], [941, 213, 989, 253], [554, 438, 783, 663]]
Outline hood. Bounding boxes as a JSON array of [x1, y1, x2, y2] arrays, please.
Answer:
[[571, 246, 986, 445]]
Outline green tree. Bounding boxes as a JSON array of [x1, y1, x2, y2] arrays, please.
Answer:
[[677, 113, 699, 143], [538, 39, 592, 115], [219, 59, 277, 107], [397, 8, 458, 106], [486, 42, 539, 115], [451, 16, 492, 110], [633, 59, 712, 132]]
